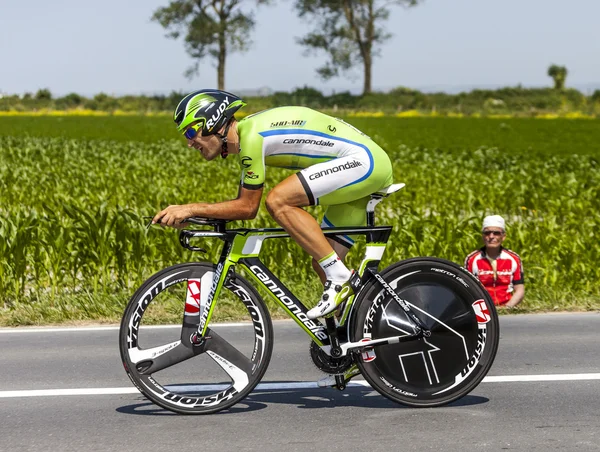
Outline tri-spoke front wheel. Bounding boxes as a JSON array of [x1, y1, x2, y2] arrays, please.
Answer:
[[119, 263, 273, 414]]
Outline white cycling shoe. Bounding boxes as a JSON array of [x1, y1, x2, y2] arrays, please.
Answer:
[[307, 271, 358, 320], [317, 365, 361, 388]]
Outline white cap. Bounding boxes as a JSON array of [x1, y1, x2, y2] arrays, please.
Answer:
[[482, 215, 506, 231]]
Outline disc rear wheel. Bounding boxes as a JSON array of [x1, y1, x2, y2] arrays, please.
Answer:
[[350, 258, 499, 407]]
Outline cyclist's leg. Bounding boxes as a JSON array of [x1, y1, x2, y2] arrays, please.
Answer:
[[265, 152, 375, 261], [311, 238, 350, 284], [267, 148, 392, 318], [264, 174, 334, 261]]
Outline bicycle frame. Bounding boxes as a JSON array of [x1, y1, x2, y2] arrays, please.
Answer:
[[180, 224, 393, 347]]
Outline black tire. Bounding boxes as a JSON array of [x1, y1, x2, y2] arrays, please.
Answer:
[[119, 262, 273, 414], [350, 257, 499, 407]]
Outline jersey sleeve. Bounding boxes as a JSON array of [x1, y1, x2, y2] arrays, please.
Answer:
[[238, 130, 265, 190], [464, 250, 477, 272], [512, 253, 524, 284]]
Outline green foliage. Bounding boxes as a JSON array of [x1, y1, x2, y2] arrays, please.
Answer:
[[294, 0, 420, 94], [548, 64, 568, 90], [151, 0, 271, 88], [0, 116, 599, 324], [2, 85, 597, 116], [35, 88, 52, 101]]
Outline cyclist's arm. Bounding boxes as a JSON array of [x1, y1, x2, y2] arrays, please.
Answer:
[[183, 185, 263, 220], [506, 283, 524, 308], [152, 186, 263, 226]]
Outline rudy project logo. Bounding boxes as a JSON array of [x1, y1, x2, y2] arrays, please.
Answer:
[[283, 138, 334, 147], [206, 96, 231, 130], [308, 160, 362, 180]]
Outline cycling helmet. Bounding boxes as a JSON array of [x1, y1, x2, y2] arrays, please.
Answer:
[[174, 89, 246, 136]]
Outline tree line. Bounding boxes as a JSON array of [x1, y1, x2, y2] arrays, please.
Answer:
[[2, 85, 600, 116], [152, 0, 420, 95]]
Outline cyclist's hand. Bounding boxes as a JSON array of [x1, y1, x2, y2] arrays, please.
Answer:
[[153, 205, 194, 229]]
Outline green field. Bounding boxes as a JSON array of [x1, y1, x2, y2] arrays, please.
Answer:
[[1, 115, 598, 155], [1, 116, 599, 325]]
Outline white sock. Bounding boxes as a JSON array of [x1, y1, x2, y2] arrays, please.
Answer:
[[318, 251, 351, 282]]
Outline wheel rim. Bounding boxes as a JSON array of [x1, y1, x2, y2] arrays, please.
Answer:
[[360, 268, 492, 398], [121, 266, 271, 411]]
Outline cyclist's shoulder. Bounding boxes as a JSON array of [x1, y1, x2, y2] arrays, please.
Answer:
[[500, 248, 523, 262], [465, 247, 485, 262], [239, 106, 320, 127]]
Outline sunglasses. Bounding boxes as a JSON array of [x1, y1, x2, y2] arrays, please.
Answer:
[[483, 230, 504, 237], [184, 123, 203, 140]]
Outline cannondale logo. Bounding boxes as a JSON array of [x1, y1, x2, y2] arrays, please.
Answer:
[[283, 138, 334, 147], [308, 160, 362, 180]]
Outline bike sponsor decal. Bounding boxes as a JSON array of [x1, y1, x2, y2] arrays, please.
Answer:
[[199, 262, 225, 331], [185, 279, 202, 316], [359, 338, 376, 362], [460, 329, 486, 379], [249, 265, 327, 341], [308, 160, 363, 180], [379, 376, 418, 397], [159, 386, 238, 408], [226, 280, 266, 367], [270, 120, 306, 128], [127, 271, 188, 348], [241, 156, 252, 168], [472, 299, 491, 324], [152, 342, 179, 358], [433, 328, 487, 395], [207, 350, 250, 390], [430, 267, 469, 288], [283, 138, 334, 147], [197, 387, 238, 407], [206, 96, 230, 130]]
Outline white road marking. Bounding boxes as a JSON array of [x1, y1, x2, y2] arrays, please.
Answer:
[[1, 374, 599, 398]]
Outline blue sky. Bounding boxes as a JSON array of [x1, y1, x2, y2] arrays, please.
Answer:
[[1, 0, 599, 96]]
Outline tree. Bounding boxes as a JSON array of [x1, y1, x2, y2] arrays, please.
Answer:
[[547, 64, 568, 90], [152, 0, 271, 90], [35, 88, 52, 101], [294, 0, 420, 95]]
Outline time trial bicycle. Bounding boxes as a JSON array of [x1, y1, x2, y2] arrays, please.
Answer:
[[119, 183, 499, 414]]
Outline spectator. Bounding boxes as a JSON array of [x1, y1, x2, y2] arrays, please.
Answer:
[[464, 215, 525, 308]]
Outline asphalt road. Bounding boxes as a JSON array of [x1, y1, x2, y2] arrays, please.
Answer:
[[1, 313, 599, 452]]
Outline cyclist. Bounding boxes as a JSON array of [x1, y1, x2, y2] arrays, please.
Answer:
[[153, 89, 394, 319]]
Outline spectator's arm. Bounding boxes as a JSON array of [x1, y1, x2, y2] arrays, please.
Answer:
[[506, 284, 525, 308]]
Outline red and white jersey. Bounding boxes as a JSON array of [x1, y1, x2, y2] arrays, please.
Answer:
[[464, 247, 524, 305]]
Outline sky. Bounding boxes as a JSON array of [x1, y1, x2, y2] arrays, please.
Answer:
[[1, 0, 599, 96]]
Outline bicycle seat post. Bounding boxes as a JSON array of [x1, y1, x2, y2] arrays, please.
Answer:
[[366, 194, 384, 227], [366, 184, 405, 226]]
